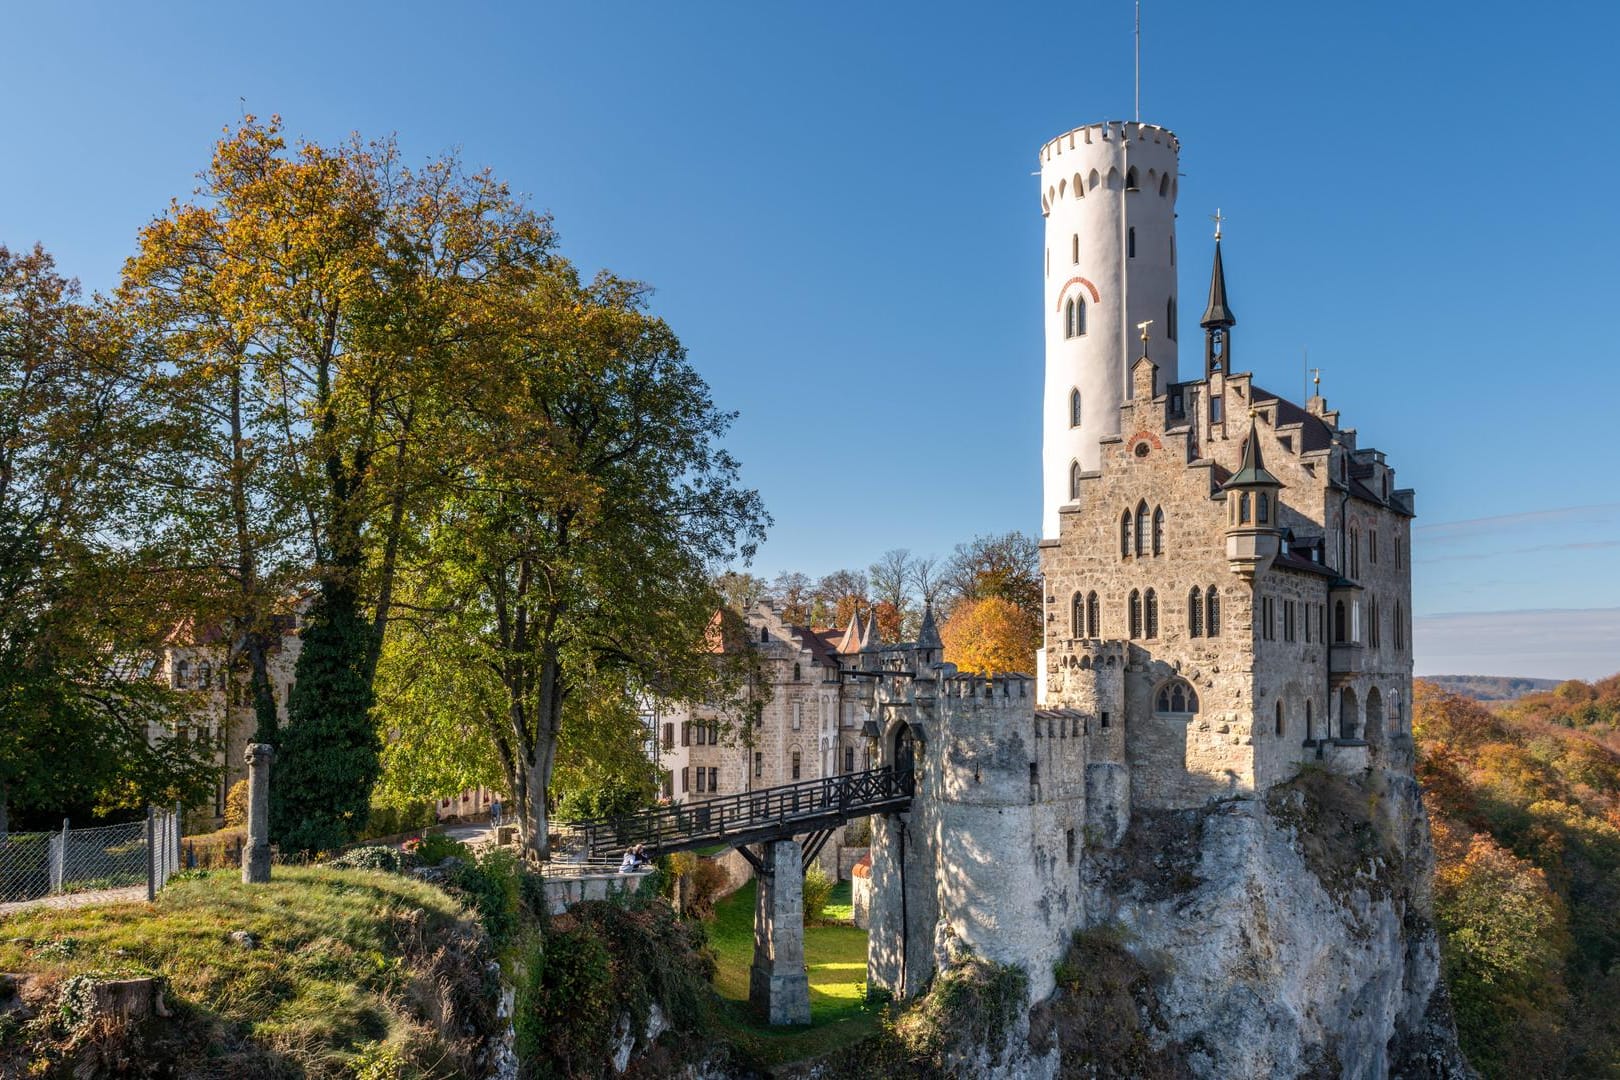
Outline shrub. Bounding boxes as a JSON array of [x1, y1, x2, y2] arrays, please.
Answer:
[[446, 848, 521, 950], [224, 779, 250, 828], [803, 865, 834, 924], [413, 833, 471, 867], [554, 777, 652, 822], [688, 858, 732, 918], [331, 846, 411, 873], [361, 800, 438, 840], [514, 897, 713, 1077]]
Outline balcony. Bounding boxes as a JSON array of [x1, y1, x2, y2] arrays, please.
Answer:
[[1328, 641, 1368, 676]]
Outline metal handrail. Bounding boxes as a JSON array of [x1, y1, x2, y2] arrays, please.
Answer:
[[568, 766, 913, 857]]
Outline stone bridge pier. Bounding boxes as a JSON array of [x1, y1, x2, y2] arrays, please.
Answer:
[[746, 838, 811, 1025]]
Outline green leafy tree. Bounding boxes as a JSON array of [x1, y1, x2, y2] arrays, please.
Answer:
[[379, 264, 767, 859], [142, 118, 555, 850], [0, 245, 216, 829]]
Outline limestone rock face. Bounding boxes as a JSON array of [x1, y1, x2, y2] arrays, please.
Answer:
[[1054, 770, 1473, 1079]]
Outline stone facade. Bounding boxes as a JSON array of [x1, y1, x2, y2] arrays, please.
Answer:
[[151, 611, 303, 828], [859, 116, 1467, 1075], [653, 601, 884, 875]]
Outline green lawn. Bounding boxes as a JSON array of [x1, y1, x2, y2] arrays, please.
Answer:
[[707, 878, 881, 1065]]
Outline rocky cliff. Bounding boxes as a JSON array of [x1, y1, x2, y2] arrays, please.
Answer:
[[934, 766, 1471, 1079]]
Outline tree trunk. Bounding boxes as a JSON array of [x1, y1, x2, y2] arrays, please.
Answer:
[[246, 632, 278, 745]]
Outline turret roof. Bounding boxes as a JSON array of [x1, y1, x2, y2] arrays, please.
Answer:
[[1200, 238, 1236, 328], [1224, 416, 1282, 489], [915, 603, 942, 650]]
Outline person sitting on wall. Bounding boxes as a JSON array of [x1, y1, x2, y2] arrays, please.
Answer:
[[619, 844, 648, 873]]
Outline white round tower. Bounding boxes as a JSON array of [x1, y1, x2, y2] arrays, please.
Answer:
[[1040, 121, 1180, 538]]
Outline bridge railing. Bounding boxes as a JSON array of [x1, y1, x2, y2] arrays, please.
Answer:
[[569, 766, 913, 857]]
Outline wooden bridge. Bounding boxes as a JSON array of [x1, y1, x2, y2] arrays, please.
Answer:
[[576, 766, 913, 868]]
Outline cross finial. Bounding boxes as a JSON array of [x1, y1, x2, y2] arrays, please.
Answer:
[[1137, 319, 1153, 345], [1311, 367, 1322, 392], [1210, 207, 1225, 241]]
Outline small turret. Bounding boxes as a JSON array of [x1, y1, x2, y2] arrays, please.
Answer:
[[1223, 411, 1283, 579], [913, 602, 942, 668]]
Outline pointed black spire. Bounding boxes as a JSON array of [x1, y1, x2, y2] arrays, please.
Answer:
[[915, 602, 942, 651], [1201, 238, 1235, 328], [1201, 235, 1236, 377]]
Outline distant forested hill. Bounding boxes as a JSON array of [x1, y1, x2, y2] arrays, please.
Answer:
[[1422, 675, 1562, 701], [1415, 673, 1620, 1078]]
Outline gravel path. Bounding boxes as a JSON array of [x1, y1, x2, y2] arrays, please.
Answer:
[[0, 884, 148, 919]]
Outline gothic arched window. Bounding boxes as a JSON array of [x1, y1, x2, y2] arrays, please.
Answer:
[[1152, 507, 1164, 555], [1069, 460, 1082, 500], [1206, 587, 1221, 637], [1086, 591, 1100, 638], [1188, 587, 1203, 637], [1154, 679, 1199, 715], [1071, 593, 1084, 638], [1239, 492, 1251, 524], [1144, 589, 1159, 639], [1394, 601, 1406, 650], [1071, 233, 1079, 263], [1128, 590, 1142, 639], [793, 662, 802, 681], [1257, 493, 1270, 524], [1125, 166, 1140, 191], [1075, 297, 1086, 336], [1120, 509, 1132, 558], [1065, 299, 1076, 339], [1135, 500, 1150, 556], [1070, 388, 1082, 428], [1166, 296, 1177, 341]]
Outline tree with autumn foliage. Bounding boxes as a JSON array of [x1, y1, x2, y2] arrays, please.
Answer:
[[0, 245, 216, 830], [373, 264, 767, 860], [939, 595, 1040, 675], [1415, 675, 1620, 1077]]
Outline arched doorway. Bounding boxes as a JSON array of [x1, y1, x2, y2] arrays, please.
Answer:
[[1339, 687, 1359, 740], [892, 725, 917, 783], [1365, 687, 1384, 746]]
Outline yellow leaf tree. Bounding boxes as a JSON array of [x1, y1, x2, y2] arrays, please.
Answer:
[[940, 596, 1039, 675]]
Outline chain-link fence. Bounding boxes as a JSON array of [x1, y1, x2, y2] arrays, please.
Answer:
[[0, 805, 181, 905]]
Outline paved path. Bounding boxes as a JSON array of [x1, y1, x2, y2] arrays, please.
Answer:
[[0, 885, 147, 919]]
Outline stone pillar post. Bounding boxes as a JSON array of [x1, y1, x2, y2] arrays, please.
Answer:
[[749, 839, 811, 1025], [242, 744, 274, 884]]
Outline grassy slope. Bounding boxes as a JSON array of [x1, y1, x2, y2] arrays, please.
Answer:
[[0, 865, 488, 1077], [708, 879, 880, 1066]]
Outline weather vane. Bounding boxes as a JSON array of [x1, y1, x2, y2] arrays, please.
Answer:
[[1210, 208, 1225, 241], [1311, 367, 1322, 393]]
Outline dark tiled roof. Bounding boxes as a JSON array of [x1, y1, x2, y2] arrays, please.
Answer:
[[1271, 550, 1338, 578], [790, 626, 841, 666], [1251, 385, 1333, 452]]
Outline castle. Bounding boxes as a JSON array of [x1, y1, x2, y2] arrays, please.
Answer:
[[863, 119, 1417, 1007]]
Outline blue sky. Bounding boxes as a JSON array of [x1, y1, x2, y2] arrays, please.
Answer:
[[2, 2, 1617, 678]]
